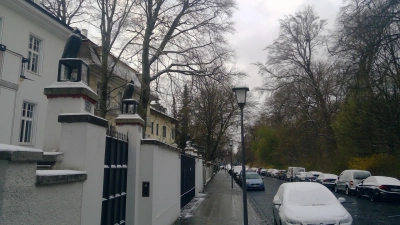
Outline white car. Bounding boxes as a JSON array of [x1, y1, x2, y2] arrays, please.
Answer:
[[294, 172, 307, 182], [272, 182, 353, 225]]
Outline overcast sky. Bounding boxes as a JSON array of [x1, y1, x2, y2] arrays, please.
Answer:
[[228, 0, 343, 92]]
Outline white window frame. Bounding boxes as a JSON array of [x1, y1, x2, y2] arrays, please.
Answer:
[[19, 101, 36, 145], [27, 34, 42, 74]]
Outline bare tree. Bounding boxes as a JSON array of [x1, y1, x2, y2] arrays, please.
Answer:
[[256, 6, 340, 150], [126, 0, 236, 136], [41, 0, 88, 26], [93, 0, 136, 118]]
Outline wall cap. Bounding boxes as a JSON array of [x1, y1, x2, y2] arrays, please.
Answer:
[[0, 144, 43, 161], [36, 170, 87, 185], [58, 113, 108, 128], [141, 139, 182, 153], [44, 81, 99, 103], [115, 114, 145, 127]]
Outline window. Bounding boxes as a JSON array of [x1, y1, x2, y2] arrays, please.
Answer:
[[96, 82, 100, 95], [162, 126, 166, 138], [171, 128, 175, 139], [151, 122, 154, 134], [156, 124, 159, 136], [27, 35, 41, 73], [19, 102, 35, 144]]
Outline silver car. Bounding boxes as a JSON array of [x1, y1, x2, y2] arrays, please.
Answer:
[[335, 170, 371, 195]]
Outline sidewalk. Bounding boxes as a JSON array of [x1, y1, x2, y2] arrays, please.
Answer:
[[174, 171, 268, 225]]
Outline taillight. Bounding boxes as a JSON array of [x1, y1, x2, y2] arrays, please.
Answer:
[[379, 185, 390, 191], [350, 180, 353, 186]]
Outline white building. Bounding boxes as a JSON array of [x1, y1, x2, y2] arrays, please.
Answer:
[[0, 0, 71, 149]]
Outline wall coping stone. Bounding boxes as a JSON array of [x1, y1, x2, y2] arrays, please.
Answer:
[[39, 152, 64, 163], [0, 144, 43, 161], [141, 139, 182, 153], [36, 170, 87, 184], [44, 81, 99, 103], [58, 113, 108, 128], [115, 114, 145, 127]]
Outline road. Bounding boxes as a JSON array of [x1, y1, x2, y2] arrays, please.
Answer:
[[246, 176, 400, 225]]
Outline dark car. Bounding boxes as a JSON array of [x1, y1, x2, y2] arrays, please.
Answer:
[[356, 176, 400, 202]]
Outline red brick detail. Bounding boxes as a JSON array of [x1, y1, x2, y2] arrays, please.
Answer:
[[46, 94, 97, 104]]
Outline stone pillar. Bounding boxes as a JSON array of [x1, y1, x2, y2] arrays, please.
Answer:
[[114, 114, 145, 225], [195, 154, 204, 195], [43, 82, 98, 152], [57, 113, 108, 225]]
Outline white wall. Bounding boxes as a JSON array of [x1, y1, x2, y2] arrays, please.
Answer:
[[195, 158, 203, 195], [0, 0, 70, 149], [140, 142, 181, 225], [0, 160, 83, 225]]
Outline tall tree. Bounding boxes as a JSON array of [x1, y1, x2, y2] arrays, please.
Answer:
[[127, 0, 236, 136], [256, 6, 340, 155]]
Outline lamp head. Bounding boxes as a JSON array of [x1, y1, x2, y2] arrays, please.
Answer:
[[232, 86, 249, 108]]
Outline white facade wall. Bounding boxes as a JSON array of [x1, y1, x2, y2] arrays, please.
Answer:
[[0, 0, 70, 149], [140, 142, 181, 225]]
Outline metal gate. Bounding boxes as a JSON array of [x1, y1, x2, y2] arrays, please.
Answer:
[[101, 128, 129, 225], [181, 154, 196, 209]]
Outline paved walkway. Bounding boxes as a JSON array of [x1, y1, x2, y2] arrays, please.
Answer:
[[174, 171, 268, 225]]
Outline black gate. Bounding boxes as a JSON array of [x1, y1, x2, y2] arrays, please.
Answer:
[[101, 128, 129, 225], [181, 154, 196, 209]]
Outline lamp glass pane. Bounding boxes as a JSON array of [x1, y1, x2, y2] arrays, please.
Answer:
[[235, 89, 247, 104]]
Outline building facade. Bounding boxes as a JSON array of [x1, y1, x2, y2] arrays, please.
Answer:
[[0, 0, 71, 149]]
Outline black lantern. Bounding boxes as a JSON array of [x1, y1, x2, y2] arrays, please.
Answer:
[[121, 99, 139, 114], [57, 59, 89, 85]]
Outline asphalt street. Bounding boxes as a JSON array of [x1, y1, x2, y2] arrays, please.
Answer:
[[247, 176, 400, 225]]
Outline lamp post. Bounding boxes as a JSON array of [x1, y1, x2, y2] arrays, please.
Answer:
[[232, 86, 249, 225], [229, 139, 233, 189]]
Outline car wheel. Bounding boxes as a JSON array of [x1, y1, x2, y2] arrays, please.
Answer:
[[369, 190, 379, 202], [334, 185, 338, 193], [345, 186, 350, 195]]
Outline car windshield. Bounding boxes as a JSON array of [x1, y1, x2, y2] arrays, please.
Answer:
[[247, 174, 261, 179], [288, 187, 337, 206], [354, 171, 371, 179]]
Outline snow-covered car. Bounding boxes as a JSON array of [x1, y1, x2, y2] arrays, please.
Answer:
[[272, 182, 353, 225], [305, 171, 323, 182], [356, 176, 400, 202], [294, 172, 307, 182], [316, 173, 338, 189]]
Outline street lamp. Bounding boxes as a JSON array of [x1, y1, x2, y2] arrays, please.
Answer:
[[232, 86, 249, 225], [229, 139, 233, 189]]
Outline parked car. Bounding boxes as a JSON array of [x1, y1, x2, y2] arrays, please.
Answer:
[[294, 172, 308, 182], [305, 171, 323, 182], [335, 170, 371, 195], [276, 170, 286, 179], [316, 173, 338, 189], [287, 167, 306, 181], [238, 169, 255, 186], [356, 176, 400, 202], [266, 168, 275, 177], [270, 169, 280, 178], [260, 169, 267, 176], [272, 182, 352, 225], [242, 172, 265, 191]]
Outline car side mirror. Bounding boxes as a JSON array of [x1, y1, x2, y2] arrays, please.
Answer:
[[273, 199, 282, 205], [338, 197, 346, 204]]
